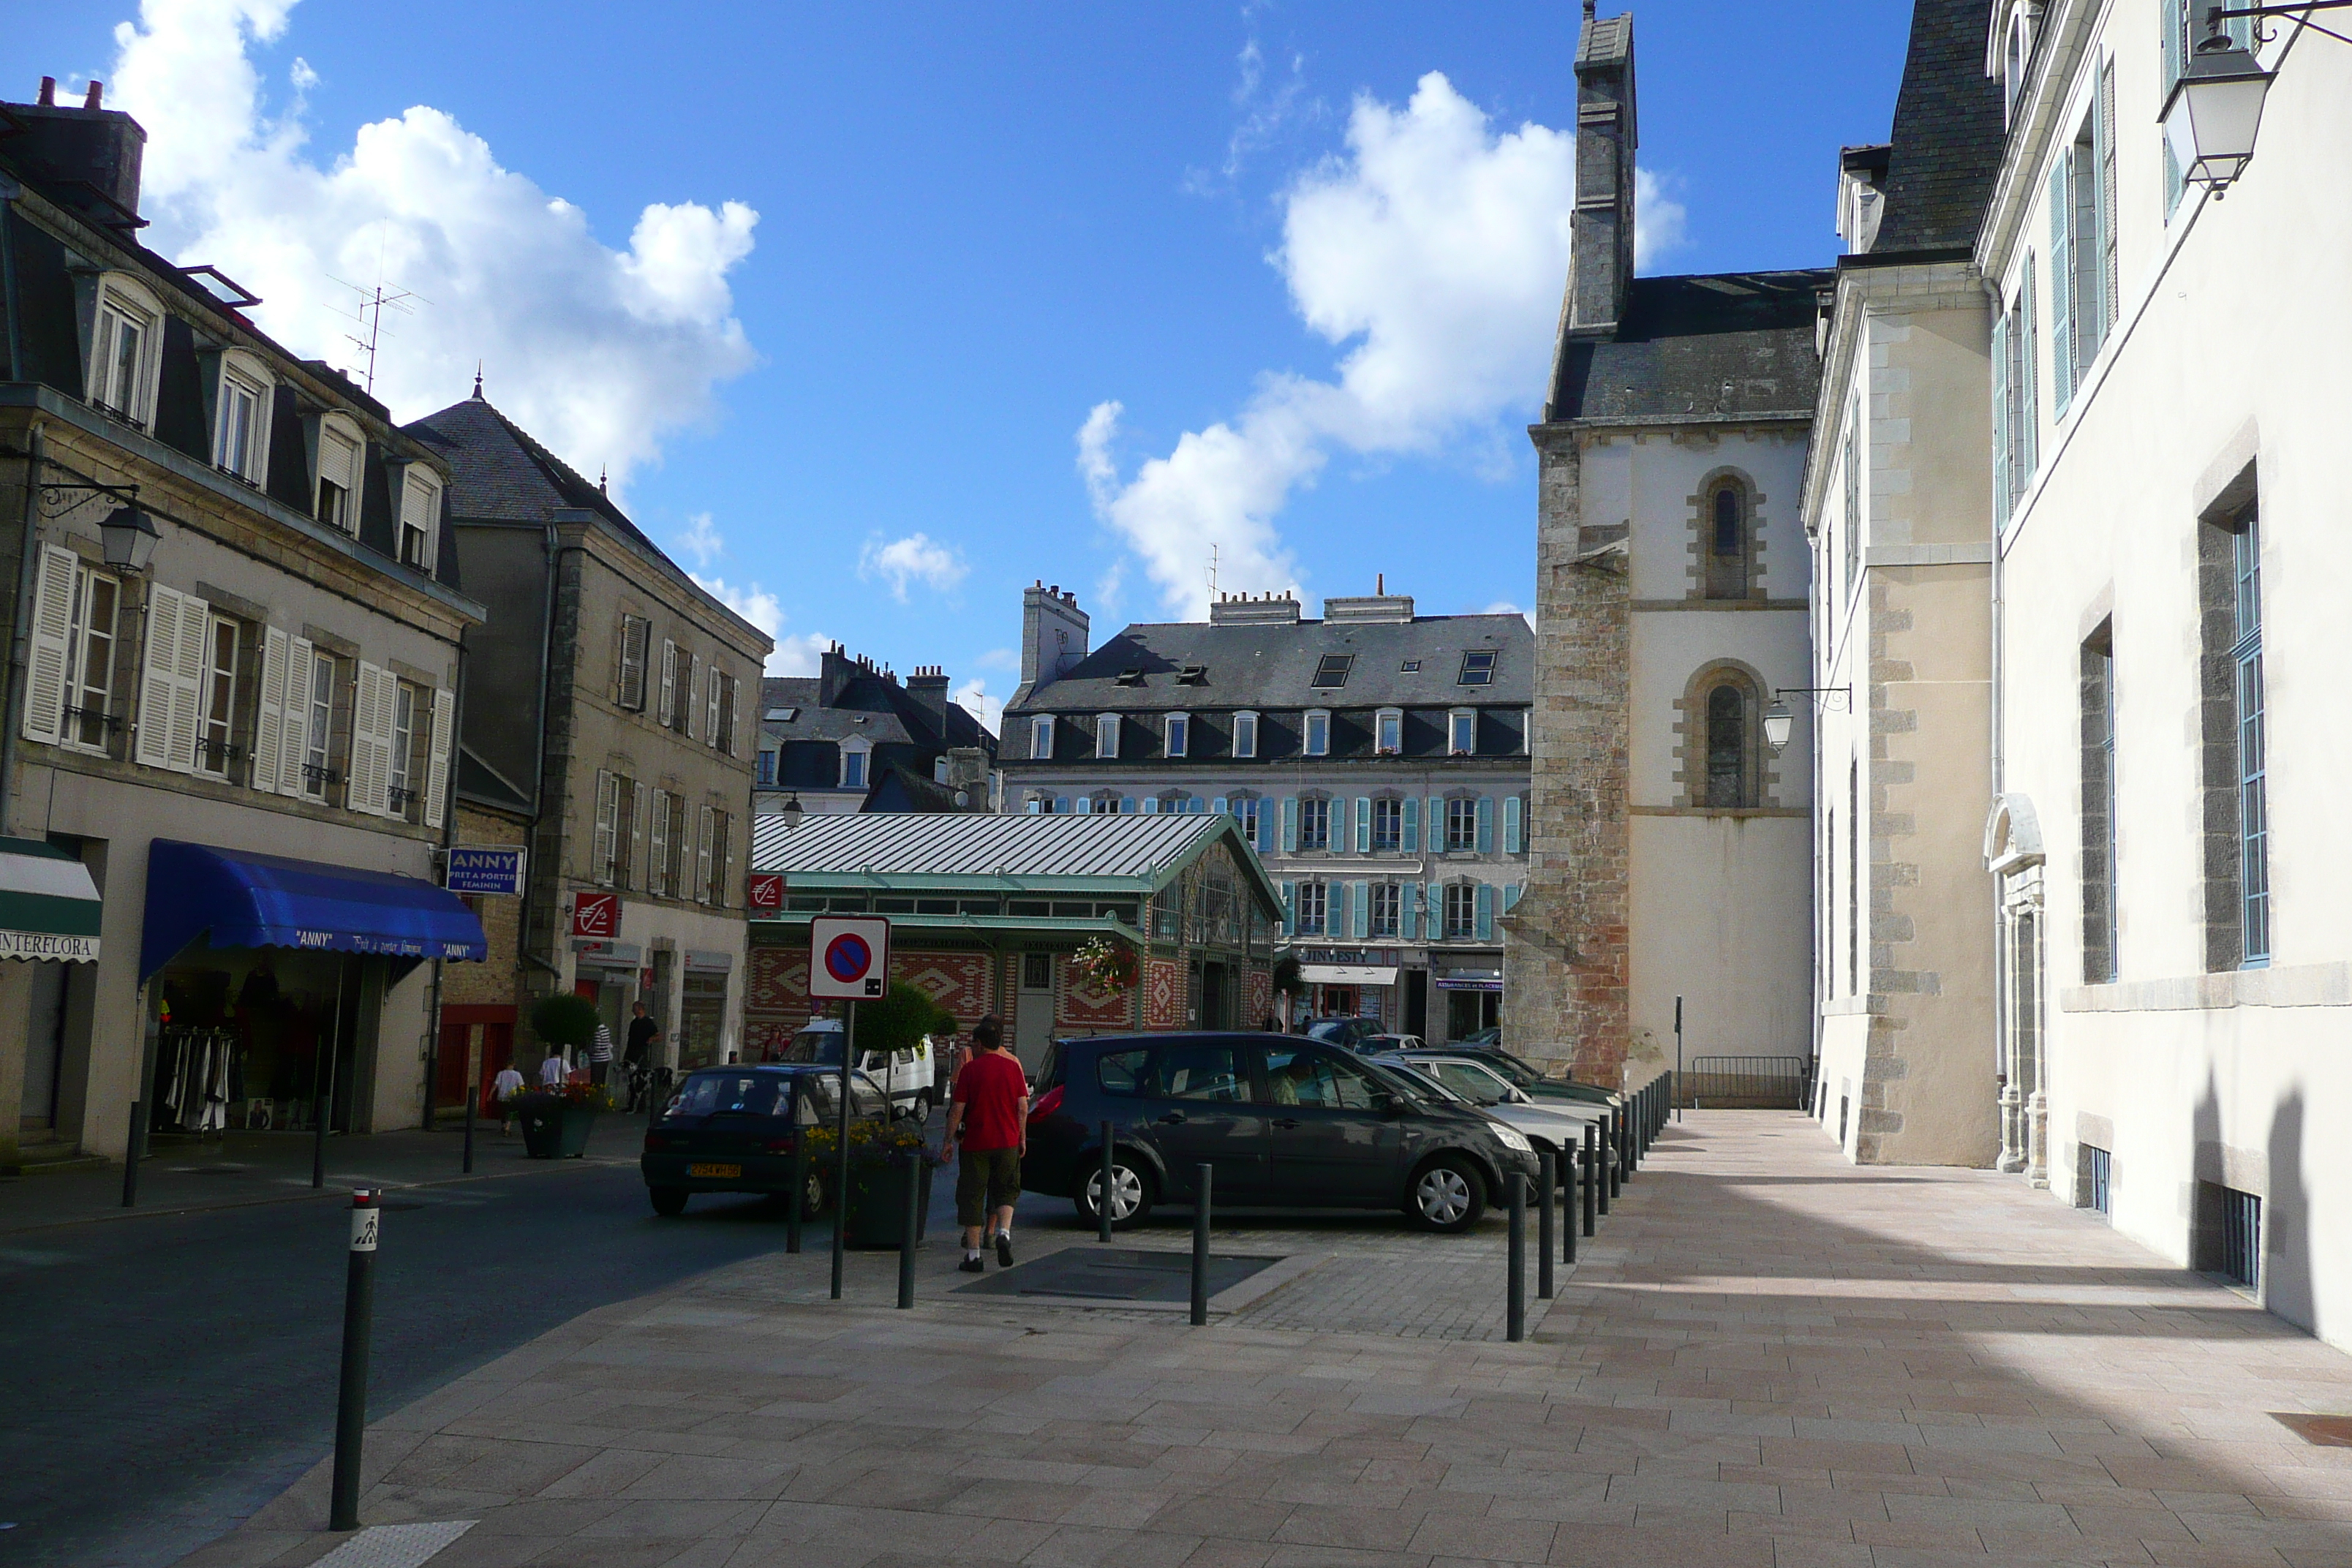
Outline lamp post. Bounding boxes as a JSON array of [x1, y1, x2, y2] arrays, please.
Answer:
[[780, 793, 804, 831], [2169, 1, 2352, 196], [1763, 687, 1849, 753], [99, 504, 162, 573]]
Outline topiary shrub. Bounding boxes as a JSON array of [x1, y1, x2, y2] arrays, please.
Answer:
[[529, 992, 601, 1051]]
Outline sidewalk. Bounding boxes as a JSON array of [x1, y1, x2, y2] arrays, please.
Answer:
[[174, 1110, 2352, 1568], [0, 1112, 649, 1236]]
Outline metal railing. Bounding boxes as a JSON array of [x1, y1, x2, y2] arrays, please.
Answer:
[[1674, 1055, 1811, 1109]]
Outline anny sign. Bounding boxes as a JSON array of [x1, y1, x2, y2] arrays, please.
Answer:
[[807, 915, 889, 1000], [445, 845, 526, 897]]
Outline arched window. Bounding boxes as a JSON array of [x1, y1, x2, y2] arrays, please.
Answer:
[[1705, 480, 1752, 599], [1681, 661, 1768, 810], [1714, 487, 1741, 556], [1705, 685, 1747, 807]]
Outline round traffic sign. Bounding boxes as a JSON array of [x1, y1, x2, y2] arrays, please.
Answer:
[[823, 932, 873, 985]]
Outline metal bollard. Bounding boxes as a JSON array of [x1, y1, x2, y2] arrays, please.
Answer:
[[330, 1188, 381, 1532], [785, 1136, 807, 1255], [1583, 1123, 1599, 1234], [1565, 1142, 1579, 1262], [121, 1101, 143, 1208], [1537, 1150, 1556, 1300], [896, 1152, 921, 1309], [1610, 1109, 1624, 1197], [1098, 1120, 1115, 1243], [1599, 1112, 1615, 1210], [1507, 1173, 1526, 1343], [1191, 1163, 1213, 1326]]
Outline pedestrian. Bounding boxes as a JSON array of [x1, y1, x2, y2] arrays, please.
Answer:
[[538, 1049, 568, 1089], [941, 1015, 1027, 1273], [589, 1019, 615, 1087], [624, 1000, 659, 1110], [490, 1062, 526, 1134]]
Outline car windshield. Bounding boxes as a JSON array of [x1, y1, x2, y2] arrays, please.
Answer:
[[1425, 1059, 1514, 1104], [1366, 1059, 1467, 1107], [783, 1030, 844, 1066], [669, 1071, 785, 1117]]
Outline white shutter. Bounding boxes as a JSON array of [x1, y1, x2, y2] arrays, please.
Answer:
[[659, 640, 677, 725], [649, 788, 670, 898], [22, 546, 78, 745], [725, 675, 740, 756], [697, 804, 715, 904], [135, 585, 184, 769], [281, 638, 314, 794], [167, 592, 209, 774], [705, 667, 723, 748], [720, 810, 736, 909], [594, 769, 617, 883], [350, 661, 386, 814], [683, 656, 699, 740], [422, 686, 455, 828], [629, 780, 649, 890], [252, 626, 287, 794]]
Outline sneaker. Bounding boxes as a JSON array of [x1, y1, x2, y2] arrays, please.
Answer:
[[958, 1256, 985, 1274], [995, 1232, 1014, 1268]]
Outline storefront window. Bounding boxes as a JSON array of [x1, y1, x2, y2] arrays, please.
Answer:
[[154, 950, 362, 1134]]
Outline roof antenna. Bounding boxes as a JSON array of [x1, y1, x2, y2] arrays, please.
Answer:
[[598, 465, 608, 495], [1205, 543, 1218, 600], [472, 361, 483, 399]]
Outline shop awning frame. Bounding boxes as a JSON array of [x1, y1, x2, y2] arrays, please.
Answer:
[[141, 840, 488, 980], [1300, 964, 1398, 987], [0, 836, 102, 962]]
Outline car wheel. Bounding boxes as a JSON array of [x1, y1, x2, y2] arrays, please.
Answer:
[[649, 1186, 688, 1217], [1406, 1156, 1485, 1233], [912, 1091, 932, 1122], [1076, 1158, 1156, 1229], [799, 1167, 829, 1220]]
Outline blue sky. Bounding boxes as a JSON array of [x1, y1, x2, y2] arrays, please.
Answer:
[[13, 1, 1912, 728]]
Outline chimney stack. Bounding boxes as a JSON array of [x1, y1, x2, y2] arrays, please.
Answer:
[[1565, 10, 1637, 339], [83, 80, 103, 109], [1019, 582, 1090, 694], [905, 665, 951, 734], [11, 77, 148, 224]]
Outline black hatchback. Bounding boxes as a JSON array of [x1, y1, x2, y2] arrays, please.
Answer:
[[639, 1064, 889, 1217], [1023, 1033, 1541, 1234]]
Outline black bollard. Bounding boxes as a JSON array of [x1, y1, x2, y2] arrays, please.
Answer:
[[1608, 1109, 1622, 1200], [1598, 1112, 1614, 1210], [1582, 1123, 1598, 1235], [897, 1151, 921, 1310], [120, 1101, 143, 1208], [1537, 1150, 1556, 1300], [1564, 1142, 1579, 1263], [785, 1133, 807, 1255], [329, 1188, 380, 1532], [1191, 1162, 1213, 1326], [1507, 1173, 1526, 1343], [1098, 1120, 1115, 1243]]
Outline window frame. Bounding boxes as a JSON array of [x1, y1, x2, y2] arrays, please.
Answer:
[[1232, 710, 1259, 759], [617, 614, 651, 710], [195, 612, 244, 780], [302, 649, 339, 801], [211, 350, 274, 484], [313, 412, 366, 535], [2233, 513, 2269, 965], [61, 561, 124, 755], [1297, 794, 1333, 853], [387, 679, 419, 818], [1095, 713, 1120, 759], [840, 738, 871, 791], [1444, 796, 1477, 855], [1442, 882, 1477, 941], [1447, 708, 1477, 757], [1457, 649, 1497, 686], [1310, 653, 1354, 690], [88, 276, 163, 429], [397, 467, 442, 574], [1303, 709, 1330, 757], [1030, 715, 1055, 761], [1375, 707, 1403, 755], [1371, 795, 1403, 853], [1294, 879, 1329, 937], [1164, 711, 1189, 758], [1369, 882, 1401, 938]]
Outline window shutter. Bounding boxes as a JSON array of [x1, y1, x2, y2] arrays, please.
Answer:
[[280, 639, 314, 794], [683, 656, 700, 740], [649, 788, 670, 896], [1505, 882, 1523, 913], [721, 810, 736, 908], [350, 662, 387, 815], [1281, 881, 1296, 936], [1474, 882, 1495, 941], [135, 585, 184, 769], [423, 686, 455, 828], [1280, 796, 1299, 853], [167, 591, 211, 774], [1428, 882, 1444, 935], [697, 804, 715, 903], [1991, 313, 2012, 527], [1501, 794, 1523, 855], [706, 667, 723, 748], [725, 674, 741, 756], [1401, 882, 1419, 941], [628, 783, 649, 891], [1401, 796, 1420, 854], [594, 769, 617, 881], [1428, 797, 1445, 850], [1475, 796, 1495, 855], [1211, 796, 1228, 817], [1349, 881, 1368, 940], [1328, 796, 1346, 853], [23, 546, 77, 745], [2019, 260, 2039, 476], [1354, 797, 1372, 853], [2097, 61, 2119, 334], [2048, 160, 2073, 412], [659, 640, 677, 725], [252, 626, 287, 794]]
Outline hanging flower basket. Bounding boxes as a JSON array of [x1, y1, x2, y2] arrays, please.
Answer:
[[1071, 935, 1139, 994]]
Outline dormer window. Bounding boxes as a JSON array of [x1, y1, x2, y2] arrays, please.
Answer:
[[1376, 708, 1403, 755], [1030, 715, 1055, 759], [1115, 668, 1145, 687], [1232, 711, 1259, 759], [397, 467, 441, 573], [88, 276, 162, 429], [1177, 663, 1207, 685], [1165, 712, 1189, 758], [1311, 654, 1353, 689], [1450, 709, 1477, 756], [841, 738, 871, 790], [314, 413, 365, 535], [1304, 709, 1331, 757], [212, 351, 274, 483], [1096, 714, 1120, 758]]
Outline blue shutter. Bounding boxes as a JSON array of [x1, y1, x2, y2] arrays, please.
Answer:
[[1122, 796, 1138, 814], [1474, 882, 1494, 941], [1401, 881, 1419, 941], [1504, 881, 1523, 912], [1025, 797, 1041, 815], [1257, 804, 1274, 853], [1991, 312, 2011, 527], [2019, 259, 2039, 477], [1212, 796, 1228, 818], [1401, 796, 1420, 854], [1502, 794, 1523, 855], [2095, 62, 2117, 344], [1428, 881, 1445, 936], [1140, 796, 1157, 815], [1349, 881, 1368, 939], [1428, 797, 1445, 852], [2048, 159, 2073, 412], [1355, 797, 1372, 854], [1331, 796, 1349, 854], [1475, 796, 1494, 855], [1281, 881, 1296, 936], [1281, 796, 1299, 853]]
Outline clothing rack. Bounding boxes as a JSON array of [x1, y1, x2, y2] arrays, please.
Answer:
[[152, 1027, 244, 1134]]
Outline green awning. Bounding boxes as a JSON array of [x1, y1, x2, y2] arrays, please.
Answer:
[[0, 837, 102, 962]]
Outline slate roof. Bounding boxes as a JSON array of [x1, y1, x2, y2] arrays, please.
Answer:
[[758, 674, 994, 751], [750, 812, 1274, 908], [456, 745, 532, 813], [1004, 614, 1532, 716], [1546, 270, 1834, 423], [1873, 0, 2008, 253]]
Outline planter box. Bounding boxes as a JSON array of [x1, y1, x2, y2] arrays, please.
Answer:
[[844, 1159, 932, 1247], [518, 1101, 598, 1159]]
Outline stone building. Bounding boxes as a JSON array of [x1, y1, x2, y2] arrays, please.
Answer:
[[405, 393, 771, 1075], [0, 85, 486, 1166], [1000, 582, 1531, 1042], [1502, 12, 1825, 1086], [753, 645, 995, 818]]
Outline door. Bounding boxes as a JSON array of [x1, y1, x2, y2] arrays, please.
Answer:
[[21, 962, 66, 1128], [1257, 1043, 1406, 1206], [1014, 951, 1055, 1075], [1201, 963, 1229, 1031], [1131, 1038, 1267, 1204]]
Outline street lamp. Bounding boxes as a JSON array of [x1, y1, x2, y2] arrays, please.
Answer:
[[1763, 701, 1795, 752], [2163, 31, 2274, 195], [780, 793, 804, 831], [99, 504, 161, 573], [1763, 687, 1850, 753]]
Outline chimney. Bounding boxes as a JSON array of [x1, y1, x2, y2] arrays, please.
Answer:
[[905, 664, 951, 735], [944, 747, 990, 808], [1322, 594, 1416, 625], [1208, 590, 1303, 627], [1565, 9, 1637, 339], [1019, 581, 1090, 693], [8, 80, 148, 225], [819, 643, 858, 708]]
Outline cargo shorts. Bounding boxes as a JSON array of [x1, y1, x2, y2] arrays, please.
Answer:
[[956, 1145, 1022, 1226]]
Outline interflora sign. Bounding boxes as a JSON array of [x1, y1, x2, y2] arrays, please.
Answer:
[[807, 914, 890, 1000], [445, 845, 526, 896], [571, 891, 619, 939]]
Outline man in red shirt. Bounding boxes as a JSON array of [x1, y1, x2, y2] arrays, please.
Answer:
[[942, 1016, 1028, 1271]]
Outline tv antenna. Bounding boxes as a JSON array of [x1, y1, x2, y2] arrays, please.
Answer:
[[1206, 543, 1219, 598], [325, 233, 429, 396]]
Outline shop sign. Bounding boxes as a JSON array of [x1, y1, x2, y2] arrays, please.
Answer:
[[685, 949, 735, 973], [0, 929, 99, 961], [571, 892, 619, 938], [808, 914, 889, 1000], [747, 872, 784, 913], [573, 940, 644, 967], [1297, 947, 1390, 965], [446, 846, 526, 896]]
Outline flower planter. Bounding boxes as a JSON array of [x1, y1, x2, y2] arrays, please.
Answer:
[[843, 1158, 932, 1248], [518, 1100, 598, 1159]]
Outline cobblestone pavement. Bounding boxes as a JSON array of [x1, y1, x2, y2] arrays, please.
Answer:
[[173, 1112, 2352, 1568]]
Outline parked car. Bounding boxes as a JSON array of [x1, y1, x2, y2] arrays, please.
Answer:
[[1023, 1033, 1541, 1234], [774, 1018, 937, 1119], [1386, 1046, 1619, 1109], [1304, 1017, 1389, 1051], [1350, 1033, 1424, 1054], [1371, 1055, 1610, 1175], [1458, 1026, 1502, 1047], [640, 1063, 892, 1217]]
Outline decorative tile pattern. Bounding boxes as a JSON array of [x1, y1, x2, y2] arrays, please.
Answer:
[[1058, 954, 1131, 1028], [894, 950, 994, 1028], [1143, 957, 1182, 1030]]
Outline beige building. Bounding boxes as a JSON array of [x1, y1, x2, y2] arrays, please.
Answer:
[[407, 394, 771, 1076], [1504, 10, 1821, 1088], [1, 88, 487, 1167]]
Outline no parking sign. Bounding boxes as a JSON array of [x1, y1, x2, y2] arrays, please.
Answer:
[[808, 915, 890, 1000]]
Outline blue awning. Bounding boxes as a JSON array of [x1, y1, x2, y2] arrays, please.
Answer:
[[142, 840, 488, 980]]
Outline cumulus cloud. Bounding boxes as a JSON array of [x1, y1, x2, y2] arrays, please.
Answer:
[[856, 532, 968, 603], [690, 574, 827, 678], [1083, 72, 1690, 620], [675, 512, 723, 571], [107, 0, 759, 495], [953, 677, 1005, 736], [1635, 168, 1689, 269]]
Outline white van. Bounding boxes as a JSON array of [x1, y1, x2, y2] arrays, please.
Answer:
[[782, 1019, 938, 1119]]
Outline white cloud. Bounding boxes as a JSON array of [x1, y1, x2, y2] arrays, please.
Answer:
[[856, 532, 968, 603], [675, 511, 723, 571], [690, 573, 826, 677], [108, 0, 760, 496], [952, 678, 1005, 736], [1081, 73, 1585, 619], [972, 647, 1019, 673], [1635, 168, 1688, 270]]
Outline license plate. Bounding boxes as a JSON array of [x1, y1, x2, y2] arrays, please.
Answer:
[[687, 1163, 742, 1178]]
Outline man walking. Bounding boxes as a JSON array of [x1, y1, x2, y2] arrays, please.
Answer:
[[941, 1016, 1026, 1273]]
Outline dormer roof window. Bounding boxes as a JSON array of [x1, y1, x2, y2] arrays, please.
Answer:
[[1311, 654, 1353, 689], [1177, 663, 1207, 685], [1115, 668, 1146, 687], [88, 276, 163, 431]]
